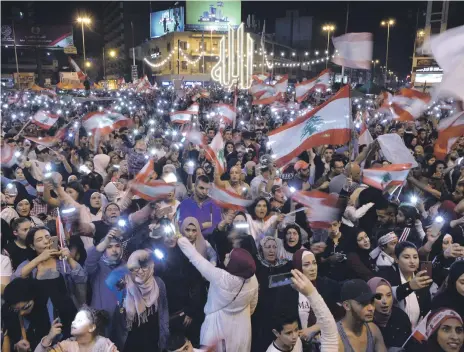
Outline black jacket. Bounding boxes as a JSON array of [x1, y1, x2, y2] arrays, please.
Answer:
[[378, 264, 431, 319]]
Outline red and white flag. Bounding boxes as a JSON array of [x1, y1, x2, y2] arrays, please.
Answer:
[[212, 104, 236, 125], [291, 190, 340, 228], [402, 312, 431, 347], [205, 131, 226, 175], [358, 112, 373, 146], [362, 163, 412, 191], [82, 111, 133, 135], [170, 103, 199, 124], [25, 126, 66, 148], [252, 73, 270, 83], [56, 211, 67, 248], [332, 33, 373, 70], [267, 86, 351, 167], [295, 69, 331, 103], [434, 111, 464, 159], [252, 75, 288, 105], [132, 159, 175, 201], [209, 184, 253, 210], [68, 57, 86, 81], [388, 88, 431, 122], [185, 129, 206, 147], [31, 110, 59, 130], [0, 143, 19, 168]]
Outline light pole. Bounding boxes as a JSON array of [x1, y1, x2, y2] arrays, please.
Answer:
[[322, 25, 335, 69], [381, 19, 395, 81], [77, 17, 91, 72], [371, 59, 379, 82]]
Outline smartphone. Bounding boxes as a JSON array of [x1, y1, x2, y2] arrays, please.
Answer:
[[269, 272, 293, 288], [420, 261, 433, 278], [51, 236, 59, 250]]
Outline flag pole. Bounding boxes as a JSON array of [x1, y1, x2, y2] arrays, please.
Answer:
[[341, 2, 350, 81], [13, 120, 31, 139]]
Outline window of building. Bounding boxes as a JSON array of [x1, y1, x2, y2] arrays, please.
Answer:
[[179, 41, 188, 50], [181, 61, 188, 70], [167, 42, 171, 52], [169, 61, 172, 70]]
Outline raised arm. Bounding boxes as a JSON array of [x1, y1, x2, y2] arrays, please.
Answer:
[[177, 237, 225, 284]]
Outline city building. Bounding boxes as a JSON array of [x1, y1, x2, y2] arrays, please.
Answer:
[[275, 10, 313, 51]]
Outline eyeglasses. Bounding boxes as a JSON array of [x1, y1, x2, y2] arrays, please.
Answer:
[[129, 265, 150, 273]]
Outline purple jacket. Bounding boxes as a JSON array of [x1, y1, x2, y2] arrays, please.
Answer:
[[177, 197, 222, 237]]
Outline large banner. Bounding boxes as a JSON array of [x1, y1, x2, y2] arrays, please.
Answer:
[[1, 24, 73, 48], [150, 7, 185, 38], [186, 0, 241, 31]]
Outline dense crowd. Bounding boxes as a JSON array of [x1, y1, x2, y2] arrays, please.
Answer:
[[0, 80, 463, 352]]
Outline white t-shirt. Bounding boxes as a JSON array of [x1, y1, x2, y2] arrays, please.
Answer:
[[266, 338, 303, 352], [1, 254, 13, 277], [298, 292, 311, 329]]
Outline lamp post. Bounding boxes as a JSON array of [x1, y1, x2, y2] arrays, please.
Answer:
[[381, 19, 395, 81], [103, 49, 116, 80], [322, 25, 335, 69], [77, 17, 91, 72]]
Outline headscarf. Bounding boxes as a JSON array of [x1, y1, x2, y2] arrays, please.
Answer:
[[93, 154, 110, 178], [180, 217, 207, 259], [13, 188, 33, 216], [426, 308, 463, 339], [292, 249, 315, 275], [82, 189, 101, 216], [226, 248, 256, 279], [283, 224, 302, 254], [124, 250, 159, 330], [101, 236, 124, 268], [257, 236, 287, 267], [370, 232, 398, 259], [101, 202, 120, 225], [367, 277, 393, 327]]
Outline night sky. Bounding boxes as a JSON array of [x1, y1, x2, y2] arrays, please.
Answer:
[[2, 1, 464, 77]]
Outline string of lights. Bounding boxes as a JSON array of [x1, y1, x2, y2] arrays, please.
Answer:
[[178, 47, 205, 65]]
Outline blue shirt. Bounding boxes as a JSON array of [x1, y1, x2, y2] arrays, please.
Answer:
[[178, 197, 222, 238]]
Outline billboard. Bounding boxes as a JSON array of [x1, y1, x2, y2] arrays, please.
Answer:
[[1, 24, 73, 48], [186, 1, 241, 31], [150, 7, 185, 38]]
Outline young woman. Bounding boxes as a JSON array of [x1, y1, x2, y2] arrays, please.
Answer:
[[423, 309, 463, 352], [83, 190, 103, 221], [245, 197, 283, 244], [180, 217, 217, 265], [108, 250, 169, 352], [431, 260, 464, 319], [345, 229, 376, 281], [13, 226, 87, 338], [177, 236, 258, 352], [378, 241, 432, 328], [367, 277, 411, 349], [369, 232, 398, 268], [34, 306, 118, 352], [395, 203, 425, 248]]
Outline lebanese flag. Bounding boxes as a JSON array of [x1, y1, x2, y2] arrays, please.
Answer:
[[82, 111, 133, 135], [390, 88, 431, 122], [291, 190, 340, 228], [434, 111, 464, 159], [267, 85, 351, 167], [209, 184, 253, 210], [25, 126, 66, 148], [1, 143, 19, 168], [402, 312, 431, 347], [68, 57, 86, 81], [252, 73, 270, 83], [358, 112, 373, 146], [295, 69, 331, 103], [362, 163, 412, 191], [170, 103, 199, 124], [252, 75, 288, 105], [132, 159, 175, 201], [205, 131, 226, 175], [212, 104, 236, 125], [185, 129, 207, 147], [31, 110, 59, 130], [332, 32, 373, 70]]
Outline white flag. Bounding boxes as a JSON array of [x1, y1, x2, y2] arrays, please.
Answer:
[[332, 33, 373, 70]]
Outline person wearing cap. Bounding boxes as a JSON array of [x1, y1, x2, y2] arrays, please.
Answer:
[[337, 279, 387, 351], [176, 236, 258, 352], [85, 228, 126, 335], [287, 161, 311, 192]]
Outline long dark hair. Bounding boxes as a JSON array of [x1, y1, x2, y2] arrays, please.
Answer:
[[247, 197, 271, 220], [77, 305, 110, 337]]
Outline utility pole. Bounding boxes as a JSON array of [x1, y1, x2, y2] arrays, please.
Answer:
[[12, 20, 20, 89], [177, 39, 180, 75]]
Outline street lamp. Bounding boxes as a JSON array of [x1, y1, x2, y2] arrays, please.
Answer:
[[103, 49, 117, 80], [85, 61, 91, 68], [372, 59, 379, 82], [77, 16, 91, 71], [322, 24, 335, 69], [381, 19, 395, 79]]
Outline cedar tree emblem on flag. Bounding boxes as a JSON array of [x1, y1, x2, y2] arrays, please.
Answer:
[[300, 116, 323, 141]]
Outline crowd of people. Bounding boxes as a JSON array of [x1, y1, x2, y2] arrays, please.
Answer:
[[1, 79, 463, 352]]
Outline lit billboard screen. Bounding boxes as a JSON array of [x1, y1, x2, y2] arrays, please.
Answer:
[[186, 1, 241, 31], [415, 73, 443, 83], [150, 7, 185, 38], [1, 24, 73, 48]]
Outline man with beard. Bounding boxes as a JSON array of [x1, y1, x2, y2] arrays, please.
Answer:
[[372, 201, 398, 245], [178, 175, 221, 238], [314, 156, 346, 192], [288, 161, 311, 191], [337, 280, 387, 351]]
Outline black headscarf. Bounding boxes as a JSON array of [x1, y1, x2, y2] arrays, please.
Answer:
[[431, 260, 464, 319], [283, 224, 302, 254]]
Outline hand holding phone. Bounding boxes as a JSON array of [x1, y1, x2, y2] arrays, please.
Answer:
[[420, 261, 433, 278], [269, 272, 293, 288]]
